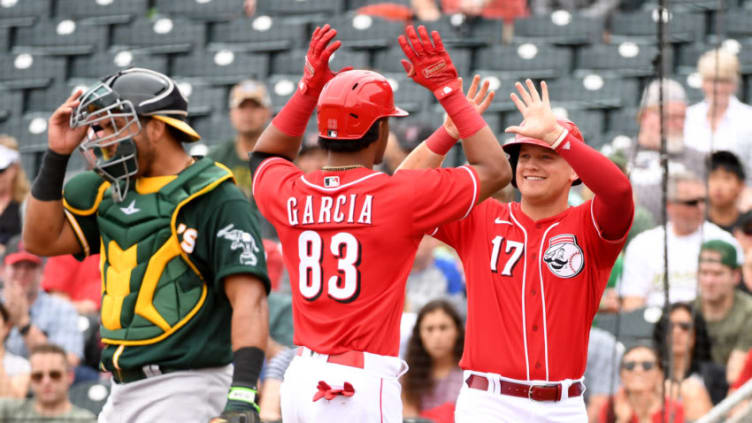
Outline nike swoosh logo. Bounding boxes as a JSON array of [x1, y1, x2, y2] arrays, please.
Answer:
[[494, 218, 512, 225]]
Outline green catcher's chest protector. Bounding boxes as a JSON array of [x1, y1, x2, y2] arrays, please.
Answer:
[[96, 159, 233, 346]]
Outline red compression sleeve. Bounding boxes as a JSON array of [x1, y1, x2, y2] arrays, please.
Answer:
[[555, 134, 634, 240], [437, 91, 487, 140], [425, 125, 458, 155], [271, 89, 318, 137]]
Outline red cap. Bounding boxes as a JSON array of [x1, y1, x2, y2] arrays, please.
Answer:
[[4, 239, 42, 266], [317, 70, 408, 140]]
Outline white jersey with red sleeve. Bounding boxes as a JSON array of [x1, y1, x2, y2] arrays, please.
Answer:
[[253, 157, 479, 357], [434, 199, 626, 381]]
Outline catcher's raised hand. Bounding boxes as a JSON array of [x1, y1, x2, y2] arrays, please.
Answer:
[[48, 89, 88, 155], [504, 79, 564, 146], [298, 24, 351, 96], [444, 75, 495, 139], [398, 25, 460, 99]]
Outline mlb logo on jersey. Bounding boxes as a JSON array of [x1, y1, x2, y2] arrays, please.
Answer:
[[543, 234, 584, 278], [324, 176, 340, 187]]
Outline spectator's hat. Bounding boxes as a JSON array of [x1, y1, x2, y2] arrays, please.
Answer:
[[3, 236, 42, 266], [699, 239, 738, 269], [229, 80, 271, 109], [0, 144, 20, 172], [639, 78, 686, 110]]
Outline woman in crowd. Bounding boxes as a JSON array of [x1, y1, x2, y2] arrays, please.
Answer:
[[402, 299, 464, 423], [0, 302, 29, 398], [599, 343, 685, 423], [0, 135, 29, 255]]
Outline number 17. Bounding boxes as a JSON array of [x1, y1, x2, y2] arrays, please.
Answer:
[[490, 236, 524, 276]]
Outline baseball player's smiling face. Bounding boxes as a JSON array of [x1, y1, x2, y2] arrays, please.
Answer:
[[516, 144, 577, 201]]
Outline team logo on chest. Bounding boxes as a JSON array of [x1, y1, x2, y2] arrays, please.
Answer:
[[543, 234, 584, 278]]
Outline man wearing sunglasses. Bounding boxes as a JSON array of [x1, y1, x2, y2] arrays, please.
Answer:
[[621, 170, 743, 311], [0, 343, 95, 422]]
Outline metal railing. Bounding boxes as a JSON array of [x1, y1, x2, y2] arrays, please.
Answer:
[[696, 378, 752, 423]]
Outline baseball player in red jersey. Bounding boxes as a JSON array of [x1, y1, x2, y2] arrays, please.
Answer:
[[249, 25, 511, 422], [399, 80, 635, 421]]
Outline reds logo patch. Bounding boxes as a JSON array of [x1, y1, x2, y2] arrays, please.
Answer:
[[543, 234, 584, 278]]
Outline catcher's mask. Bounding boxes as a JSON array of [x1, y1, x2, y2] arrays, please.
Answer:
[[70, 67, 199, 202]]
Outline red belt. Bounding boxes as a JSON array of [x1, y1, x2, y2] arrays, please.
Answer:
[[465, 374, 584, 402], [296, 347, 365, 369]]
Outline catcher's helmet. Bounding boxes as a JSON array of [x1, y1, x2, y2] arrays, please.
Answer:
[[71, 67, 200, 202], [502, 119, 584, 188], [317, 70, 408, 140]]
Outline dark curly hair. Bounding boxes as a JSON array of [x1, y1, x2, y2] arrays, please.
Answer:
[[652, 302, 713, 377], [402, 299, 464, 410]]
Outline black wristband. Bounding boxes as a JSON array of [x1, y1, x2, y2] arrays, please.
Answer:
[[31, 149, 70, 201], [231, 346, 265, 387]]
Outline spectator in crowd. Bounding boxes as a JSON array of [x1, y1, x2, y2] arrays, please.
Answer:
[[729, 347, 752, 417], [0, 302, 29, 398], [620, 171, 742, 310], [382, 121, 434, 175], [41, 254, 101, 316], [585, 327, 623, 423], [733, 213, 752, 294], [652, 303, 720, 412], [696, 240, 752, 385], [598, 343, 685, 423], [0, 344, 95, 422], [405, 235, 465, 316], [2, 237, 83, 368], [0, 136, 29, 256], [411, 0, 528, 22], [530, 0, 620, 18], [208, 79, 272, 198], [619, 79, 705, 222], [684, 48, 752, 186], [402, 300, 464, 423], [708, 151, 750, 233], [295, 144, 327, 175]]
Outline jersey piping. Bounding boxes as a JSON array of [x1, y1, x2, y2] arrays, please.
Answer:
[[508, 203, 531, 380], [537, 221, 560, 381]]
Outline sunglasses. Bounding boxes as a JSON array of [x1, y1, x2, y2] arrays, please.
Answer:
[[670, 321, 693, 331], [672, 197, 706, 207], [622, 360, 656, 371], [30, 370, 64, 383]]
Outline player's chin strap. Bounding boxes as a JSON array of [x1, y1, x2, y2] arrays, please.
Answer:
[[209, 346, 264, 423]]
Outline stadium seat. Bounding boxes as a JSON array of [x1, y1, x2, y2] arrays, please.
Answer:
[[14, 19, 107, 55], [576, 44, 667, 78], [273, 48, 370, 75], [415, 15, 492, 48], [594, 308, 656, 346], [189, 113, 236, 145], [267, 74, 299, 113], [55, 0, 149, 24], [69, 380, 110, 416], [172, 50, 269, 84], [465, 71, 527, 113], [26, 83, 85, 113], [5, 113, 53, 152], [71, 50, 169, 80], [256, 0, 345, 20], [383, 73, 434, 113], [722, 9, 752, 41], [609, 10, 705, 45], [639, 0, 723, 11], [349, 0, 411, 6], [475, 44, 572, 80], [0, 89, 23, 124], [328, 13, 407, 49], [154, 0, 244, 22], [467, 17, 506, 47], [547, 75, 640, 110], [373, 46, 472, 76], [111, 17, 206, 54], [210, 17, 307, 52], [606, 108, 640, 142], [675, 72, 705, 104], [512, 11, 604, 46], [0, 27, 8, 52], [0, 0, 51, 27], [174, 80, 227, 117], [0, 53, 66, 88]]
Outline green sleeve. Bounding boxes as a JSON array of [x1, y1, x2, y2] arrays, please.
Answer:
[[62, 171, 105, 259], [737, 294, 752, 351], [200, 181, 271, 294]]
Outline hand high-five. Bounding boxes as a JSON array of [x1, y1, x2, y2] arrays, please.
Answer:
[[504, 79, 564, 146], [47, 89, 88, 155], [398, 25, 460, 98], [444, 75, 494, 139], [299, 24, 351, 96]]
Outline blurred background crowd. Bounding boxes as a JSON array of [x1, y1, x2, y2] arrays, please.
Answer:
[[3, 0, 752, 422]]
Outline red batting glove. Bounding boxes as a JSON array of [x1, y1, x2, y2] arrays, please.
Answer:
[[298, 24, 352, 97], [398, 25, 461, 100]]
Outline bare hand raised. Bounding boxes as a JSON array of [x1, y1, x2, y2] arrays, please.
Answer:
[[444, 75, 495, 139], [504, 79, 563, 145], [47, 89, 88, 155]]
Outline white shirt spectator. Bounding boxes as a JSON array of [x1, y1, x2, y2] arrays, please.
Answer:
[[684, 96, 752, 184], [3, 352, 29, 378], [620, 221, 743, 308]]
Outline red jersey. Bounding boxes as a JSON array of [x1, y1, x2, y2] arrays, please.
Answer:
[[434, 199, 626, 381], [253, 158, 479, 356]]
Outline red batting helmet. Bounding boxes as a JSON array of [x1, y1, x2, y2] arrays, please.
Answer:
[[317, 70, 408, 140], [502, 119, 584, 188]]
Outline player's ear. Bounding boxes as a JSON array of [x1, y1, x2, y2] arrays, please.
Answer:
[[568, 165, 579, 184]]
